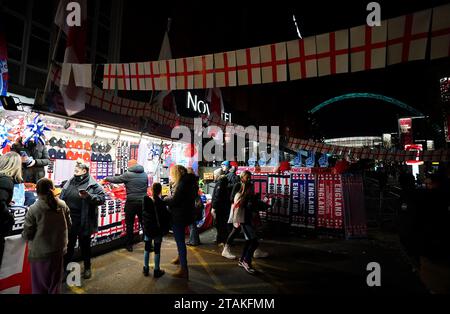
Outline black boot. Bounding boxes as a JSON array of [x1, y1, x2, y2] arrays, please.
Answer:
[[143, 266, 150, 277]]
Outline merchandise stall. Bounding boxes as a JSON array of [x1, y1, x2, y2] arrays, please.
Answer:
[[235, 164, 368, 239], [0, 109, 207, 252]]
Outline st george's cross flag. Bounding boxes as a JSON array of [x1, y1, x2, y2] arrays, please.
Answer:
[[159, 59, 177, 90], [0, 235, 32, 294], [387, 9, 432, 65], [214, 51, 237, 87], [175, 57, 195, 90], [193, 54, 214, 89], [54, 0, 88, 116], [236, 47, 262, 86], [129, 62, 146, 91], [116, 63, 131, 90], [350, 22, 387, 72], [286, 36, 318, 80], [103, 63, 117, 90], [315, 29, 349, 76], [430, 4, 450, 60], [143, 61, 160, 91], [259, 42, 288, 83], [151, 31, 177, 114]]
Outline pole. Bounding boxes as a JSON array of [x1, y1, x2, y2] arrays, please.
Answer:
[[40, 27, 62, 105]]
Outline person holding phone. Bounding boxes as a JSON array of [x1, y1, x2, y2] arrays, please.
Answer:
[[60, 160, 105, 280], [12, 137, 50, 184]]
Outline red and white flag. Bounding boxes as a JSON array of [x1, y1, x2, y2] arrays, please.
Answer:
[[236, 47, 261, 86], [214, 51, 237, 87], [286, 37, 318, 80], [129, 62, 146, 91], [350, 23, 387, 72], [175, 57, 194, 90], [259, 42, 287, 83], [193, 54, 214, 89], [54, 0, 88, 116], [387, 9, 432, 65], [151, 31, 177, 114], [143, 61, 160, 91], [316, 29, 349, 76], [430, 4, 450, 60], [116, 63, 131, 90], [159, 59, 177, 90], [0, 236, 32, 294], [206, 88, 224, 120], [103, 63, 117, 90]]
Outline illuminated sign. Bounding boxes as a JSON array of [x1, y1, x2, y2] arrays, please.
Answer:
[[203, 172, 214, 181], [405, 144, 423, 166], [187, 91, 232, 122]]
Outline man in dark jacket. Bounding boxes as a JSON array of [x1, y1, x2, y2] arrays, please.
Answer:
[[104, 159, 148, 251], [212, 175, 231, 245], [61, 160, 105, 279], [12, 138, 50, 184]]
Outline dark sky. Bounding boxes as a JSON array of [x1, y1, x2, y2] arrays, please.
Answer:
[[120, 0, 450, 139]]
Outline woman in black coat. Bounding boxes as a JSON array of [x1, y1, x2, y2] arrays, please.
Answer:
[[142, 183, 170, 278], [0, 152, 23, 266], [164, 165, 197, 279]]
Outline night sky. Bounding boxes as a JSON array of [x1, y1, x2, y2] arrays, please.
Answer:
[[119, 0, 450, 139]]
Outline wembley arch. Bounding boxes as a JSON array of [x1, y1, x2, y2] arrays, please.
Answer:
[[308, 93, 424, 116]]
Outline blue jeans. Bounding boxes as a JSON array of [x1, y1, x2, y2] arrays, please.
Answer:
[[172, 224, 188, 269], [188, 223, 200, 245], [144, 235, 162, 269]]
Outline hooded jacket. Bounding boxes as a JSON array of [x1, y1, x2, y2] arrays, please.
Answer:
[[60, 175, 105, 236], [22, 198, 72, 261], [105, 165, 148, 202]]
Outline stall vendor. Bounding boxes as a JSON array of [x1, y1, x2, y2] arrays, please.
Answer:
[[103, 159, 148, 252], [12, 137, 50, 184]]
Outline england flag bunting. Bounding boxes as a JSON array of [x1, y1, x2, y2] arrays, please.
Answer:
[[259, 42, 288, 83], [286, 37, 318, 80], [175, 57, 195, 90], [193, 54, 214, 89], [60, 62, 72, 86], [316, 29, 349, 76], [430, 4, 450, 60], [387, 9, 432, 65], [71, 64, 91, 88], [350, 22, 387, 72], [116, 63, 131, 90], [103, 63, 117, 90], [129, 62, 146, 91], [395, 150, 406, 162], [158, 59, 177, 90], [143, 61, 161, 91], [214, 51, 237, 87], [236, 47, 262, 86]]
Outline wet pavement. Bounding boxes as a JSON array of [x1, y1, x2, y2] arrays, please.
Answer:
[[63, 227, 428, 294]]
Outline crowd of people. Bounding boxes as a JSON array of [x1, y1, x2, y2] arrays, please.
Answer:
[[0, 138, 269, 294]]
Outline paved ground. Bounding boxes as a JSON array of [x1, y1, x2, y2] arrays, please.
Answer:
[[63, 227, 428, 294]]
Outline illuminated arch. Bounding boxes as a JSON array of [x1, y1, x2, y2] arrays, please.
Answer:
[[308, 93, 424, 116]]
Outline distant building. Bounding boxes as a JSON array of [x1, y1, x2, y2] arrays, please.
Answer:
[[324, 136, 382, 148]]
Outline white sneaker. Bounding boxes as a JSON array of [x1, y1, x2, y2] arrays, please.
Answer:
[[221, 245, 236, 259], [253, 248, 269, 259]]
